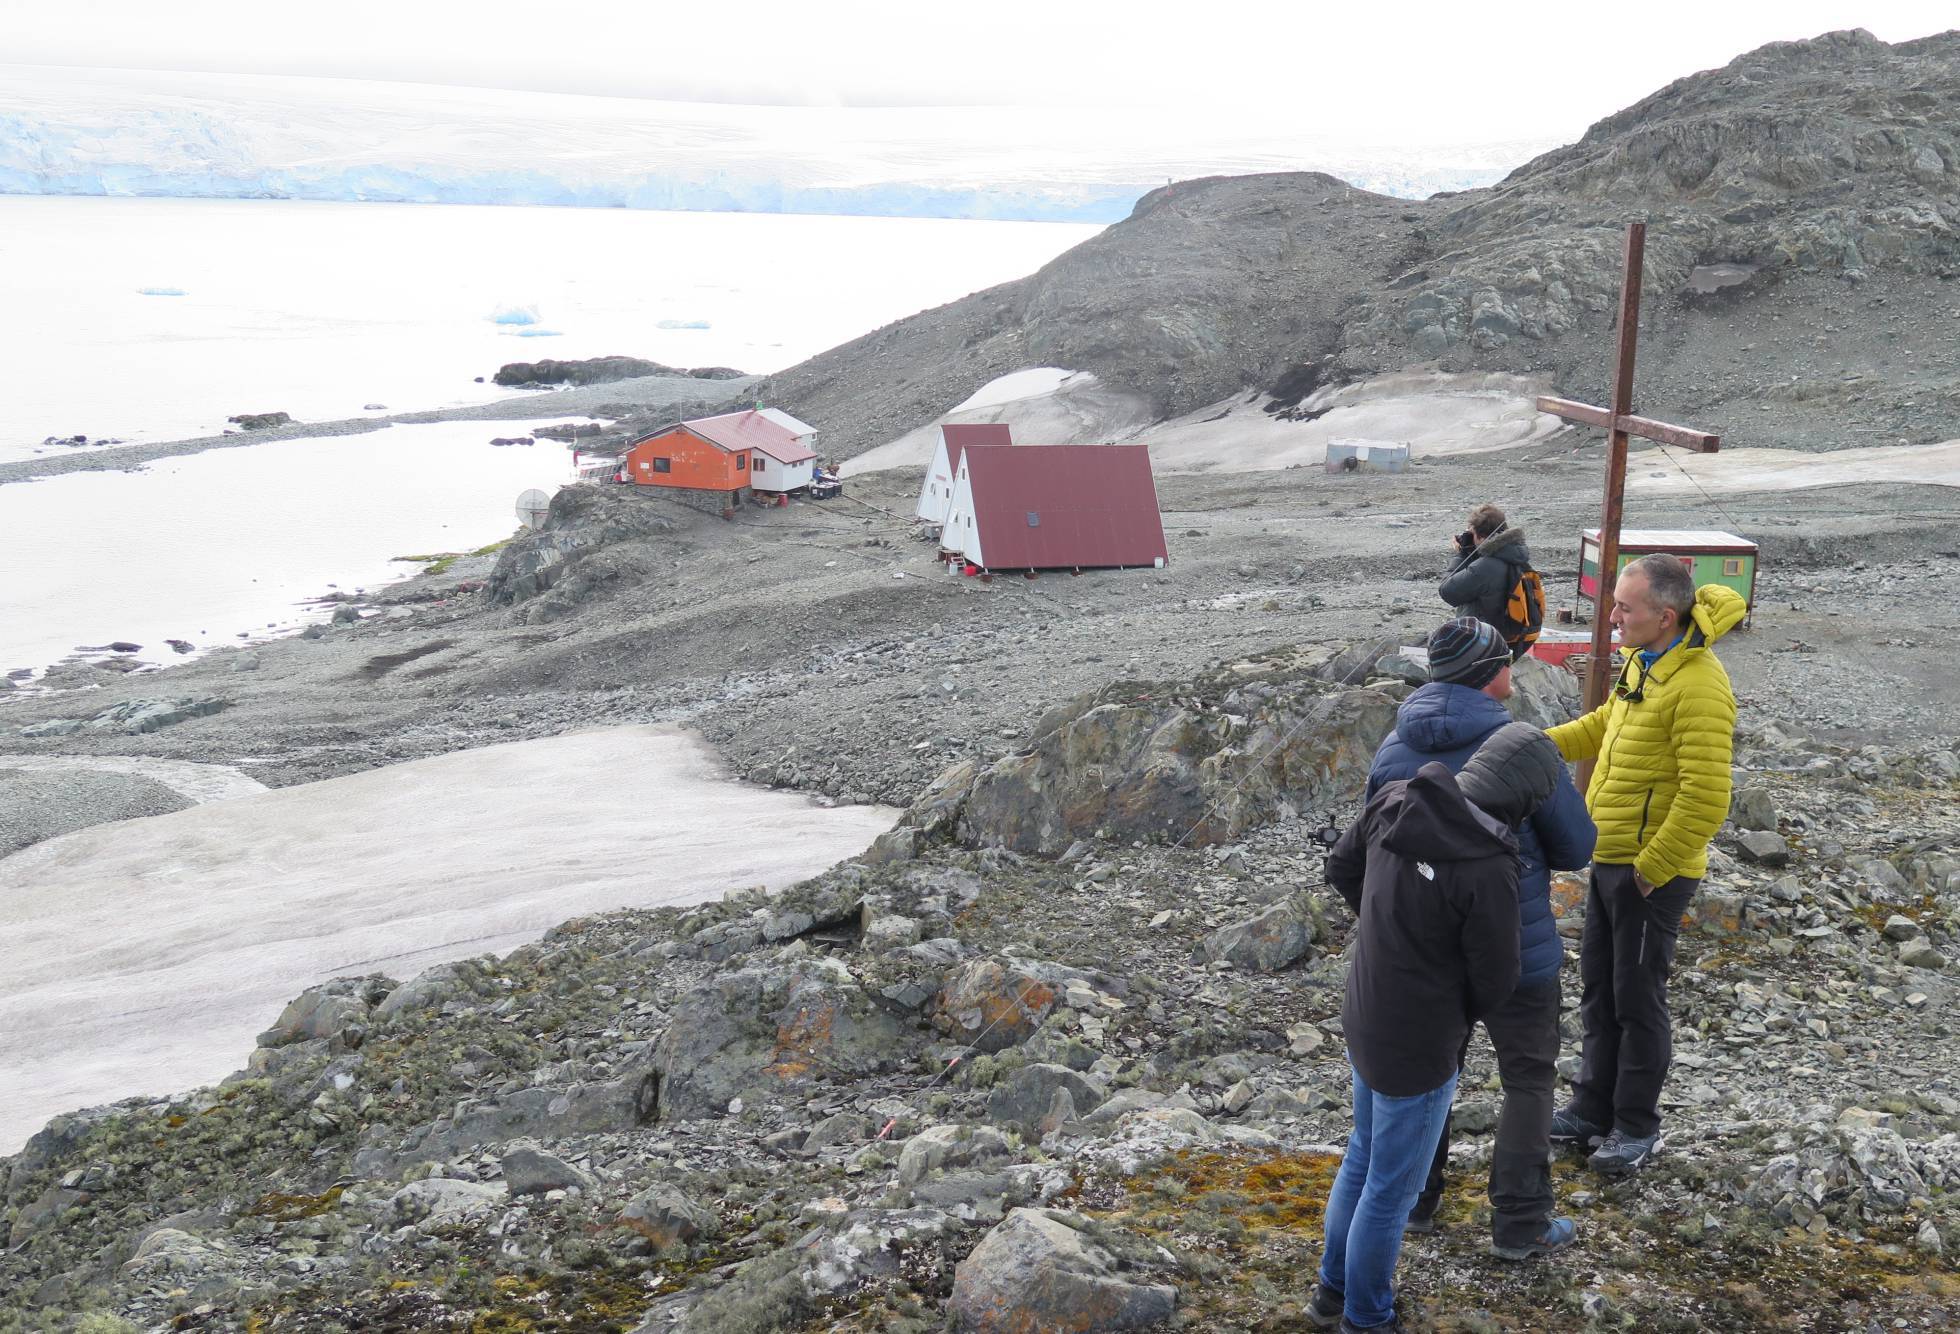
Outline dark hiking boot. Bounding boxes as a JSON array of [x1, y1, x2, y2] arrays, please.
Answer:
[[1490, 1216, 1578, 1261], [1404, 1193, 1441, 1233], [1305, 1282, 1344, 1329], [1589, 1128, 1658, 1176], [1339, 1316, 1402, 1332], [1549, 1103, 1606, 1150]]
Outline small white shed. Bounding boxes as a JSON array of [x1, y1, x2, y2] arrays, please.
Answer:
[[748, 430, 818, 493], [1325, 439, 1409, 474], [917, 422, 1013, 524]]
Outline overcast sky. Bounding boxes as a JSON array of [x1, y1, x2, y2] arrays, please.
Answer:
[[7, 0, 1954, 143]]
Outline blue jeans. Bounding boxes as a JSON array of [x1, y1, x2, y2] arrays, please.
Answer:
[[1317, 1064, 1458, 1329]]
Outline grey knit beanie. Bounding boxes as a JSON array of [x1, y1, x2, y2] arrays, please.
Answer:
[[1426, 617, 1509, 689], [1457, 722, 1563, 824]]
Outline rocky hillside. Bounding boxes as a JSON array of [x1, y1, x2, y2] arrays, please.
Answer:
[[3, 650, 1956, 1332], [765, 29, 1960, 458]]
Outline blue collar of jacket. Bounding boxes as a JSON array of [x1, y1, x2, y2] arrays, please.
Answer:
[[1638, 634, 1685, 673]]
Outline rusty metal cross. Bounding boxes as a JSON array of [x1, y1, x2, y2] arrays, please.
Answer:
[[1535, 221, 1722, 715]]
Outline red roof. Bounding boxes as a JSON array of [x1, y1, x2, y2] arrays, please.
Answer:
[[961, 444, 1166, 570], [941, 422, 1013, 471], [679, 410, 806, 459]]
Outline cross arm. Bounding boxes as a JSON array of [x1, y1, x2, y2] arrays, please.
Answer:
[[1536, 396, 1721, 453]]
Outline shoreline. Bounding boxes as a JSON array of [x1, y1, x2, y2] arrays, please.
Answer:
[[0, 372, 758, 486]]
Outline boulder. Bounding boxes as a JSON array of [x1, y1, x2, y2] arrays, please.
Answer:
[[1684, 887, 1750, 936], [1882, 915, 1923, 942], [83, 695, 230, 734], [949, 1208, 1177, 1332], [1731, 785, 1778, 831], [388, 1178, 507, 1228], [1504, 654, 1582, 729], [500, 1145, 597, 1196], [898, 1123, 1014, 1186], [986, 1064, 1107, 1134], [619, 1182, 717, 1250], [1737, 830, 1792, 866], [937, 673, 1394, 854], [933, 957, 1089, 1053], [227, 411, 292, 430], [1198, 902, 1316, 972], [257, 978, 387, 1048], [656, 955, 910, 1120], [1899, 939, 1947, 970]]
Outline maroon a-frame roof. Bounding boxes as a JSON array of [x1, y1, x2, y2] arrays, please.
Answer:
[[962, 443, 1167, 570], [941, 422, 1013, 472]]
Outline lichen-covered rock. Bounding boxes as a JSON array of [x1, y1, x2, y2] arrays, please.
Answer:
[[922, 669, 1394, 855], [933, 957, 1090, 1053], [500, 1145, 597, 1196], [619, 1182, 717, 1250], [949, 1208, 1177, 1333], [897, 1124, 1014, 1186], [1198, 902, 1316, 972], [256, 976, 391, 1049], [388, 1178, 507, 1228], [987, 1064, 1107, 1134], [656, 954, 911, 1120]]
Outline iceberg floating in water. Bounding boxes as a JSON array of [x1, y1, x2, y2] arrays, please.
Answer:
[[656, 319, 711, 330], [490, 303, 541, 326], [138, 287, 186, 296], [507, 327, 561, 338]]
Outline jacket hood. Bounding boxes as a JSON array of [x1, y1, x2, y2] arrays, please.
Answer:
[[1690, 583, 1747, 646], [1379, 762, 1518, 862], [1476, 527, 1530, 564], [1394, 682, 1511, 754]]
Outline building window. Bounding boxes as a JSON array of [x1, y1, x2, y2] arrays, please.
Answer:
[[753, 456, 765, 471], [736, 454, 747, 470], [1722, 557, 1744, 576], [1026, 511, 1040, 527], [652, 457, 671, 473]]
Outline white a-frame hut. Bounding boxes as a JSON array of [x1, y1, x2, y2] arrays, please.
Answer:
[[916, 422, 1013, 524]]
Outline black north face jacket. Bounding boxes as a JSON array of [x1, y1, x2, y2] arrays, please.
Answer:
[[1326, 763, 1522, 1097]]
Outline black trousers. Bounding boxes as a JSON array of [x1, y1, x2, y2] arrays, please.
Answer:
[[1568, 862, 1698, 1140], [1417, 977, 1561, 1247]]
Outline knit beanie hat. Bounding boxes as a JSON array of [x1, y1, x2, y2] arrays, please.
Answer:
[[1457, 722, 1564, 825], [1426, 617, 1509, 690]]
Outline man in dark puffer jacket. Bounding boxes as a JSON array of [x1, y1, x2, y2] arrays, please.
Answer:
[[1369, 618, 1596, 1257], [1439, 503, 1537, 660]]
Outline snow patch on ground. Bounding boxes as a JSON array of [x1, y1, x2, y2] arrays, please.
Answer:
[[842, 370, 1154, 476], [1627, 439, 1960, 493], [1137, 371, 1562, 473], [0, 726, 896, 1152]]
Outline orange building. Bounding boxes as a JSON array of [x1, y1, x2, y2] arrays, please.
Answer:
[[622, 418, 754, 490]]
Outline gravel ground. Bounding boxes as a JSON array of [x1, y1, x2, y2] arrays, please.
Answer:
[[3, 432, 1956, 843], [0, 768, 191, 857]]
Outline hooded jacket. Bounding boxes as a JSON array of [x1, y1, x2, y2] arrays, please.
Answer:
[[1327, 763, 1523, 1097], [1367, 683, 1596, 989], [1548, 584, 1745, 885], [1439, 525, 1533, 635]]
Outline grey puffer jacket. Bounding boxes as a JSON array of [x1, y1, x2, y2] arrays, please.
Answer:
[[1439, 526, 1532, 636]]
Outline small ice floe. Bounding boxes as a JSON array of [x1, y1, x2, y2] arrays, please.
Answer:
[[489, 303, 541, 326], [137, 287, 187, 297], [508, 328, 562, 338], [656, 319, 711, 330]]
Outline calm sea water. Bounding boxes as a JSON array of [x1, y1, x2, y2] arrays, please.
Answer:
[[1, 197, 1099, 672], [1, 196, 1099, 456]]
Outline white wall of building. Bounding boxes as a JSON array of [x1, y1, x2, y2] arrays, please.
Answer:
[[916, 436, 958, 523], [940, 464, 983, 565], [751, 455, 816, 492]]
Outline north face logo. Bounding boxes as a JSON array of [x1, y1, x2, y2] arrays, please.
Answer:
[[1416, 862, 1436, 881]]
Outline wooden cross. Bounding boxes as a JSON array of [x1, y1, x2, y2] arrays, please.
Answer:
[[1535, 221, 1721, 716]]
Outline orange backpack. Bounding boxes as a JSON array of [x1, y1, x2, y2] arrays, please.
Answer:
[[1499, 568, 1546, 652]]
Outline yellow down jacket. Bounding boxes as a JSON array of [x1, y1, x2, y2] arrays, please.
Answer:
[[1547, 583, 1745, 884]]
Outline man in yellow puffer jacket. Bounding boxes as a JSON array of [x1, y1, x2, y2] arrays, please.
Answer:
[[1545, 554, 1746, 1177]]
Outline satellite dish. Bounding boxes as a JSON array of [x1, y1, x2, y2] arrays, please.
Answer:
[[516, 488, 551, 530]]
